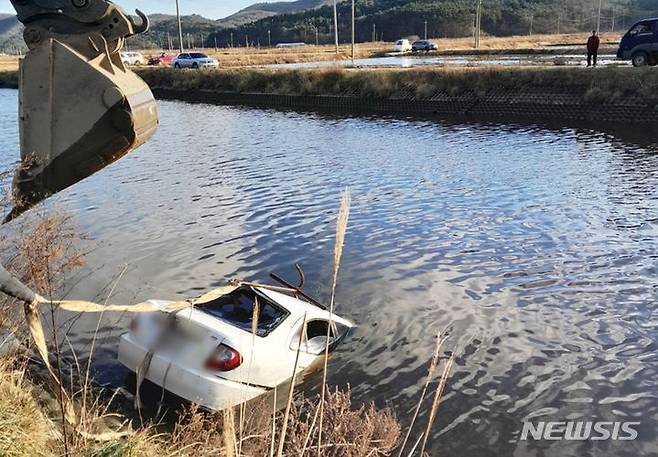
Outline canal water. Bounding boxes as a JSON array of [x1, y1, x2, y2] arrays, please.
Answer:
[[0, 89, 656, 456]]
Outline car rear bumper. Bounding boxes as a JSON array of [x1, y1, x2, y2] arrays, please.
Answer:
[[118, 333, 267, 410]]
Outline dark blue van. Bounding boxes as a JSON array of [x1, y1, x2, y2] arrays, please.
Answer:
[[617, 18, 658, 66]]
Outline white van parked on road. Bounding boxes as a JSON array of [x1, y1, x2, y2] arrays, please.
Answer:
[[120, 51, 145, 66], [393, 39, 412, 52]]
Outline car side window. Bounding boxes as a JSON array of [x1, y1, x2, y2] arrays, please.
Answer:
[[631, 23, 653, 35], [289, 319, 338, 355]]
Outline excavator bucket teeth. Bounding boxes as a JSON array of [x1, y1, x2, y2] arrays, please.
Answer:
[[5, 39, 158, 222]]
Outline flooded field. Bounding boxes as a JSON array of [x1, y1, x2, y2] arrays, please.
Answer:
[[0, 88, 657, 456], [264, 52, 624, 69]]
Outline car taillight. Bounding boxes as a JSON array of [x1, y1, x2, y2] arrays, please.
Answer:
[[205, 344, 242, 372]]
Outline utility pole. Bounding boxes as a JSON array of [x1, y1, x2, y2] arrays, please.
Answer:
[[201, 34, 204, 49], [557, 14, 561, 35], [167, 30, 172, 50], [475, 0, 482, 49], [268, 29, 271, 47], [175, 0, 184, 53], [611, 7, 615, 32], [351, 0, 355, 64], [214, 36, 218, 51], [315, 27, 319, 46], [372, 23, 376, 42], [333, 0, 339, 55], [596, 0, 602, 33], [529, 14, 534, 35], [424, 20, 428, 40], [230, 32, 234, 48], [246, 34, 249, 47]]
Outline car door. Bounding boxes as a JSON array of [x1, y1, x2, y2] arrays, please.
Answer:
[[178, 54, 189, 67]]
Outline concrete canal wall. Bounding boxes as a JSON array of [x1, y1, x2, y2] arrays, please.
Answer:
[[151, 86, 658, 126], [1, 66, 656, 126], [140, 67, 658, 126]]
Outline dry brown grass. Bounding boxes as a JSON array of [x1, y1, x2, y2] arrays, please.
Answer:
[[138, 65, 658, 105], [165, 389, 399, 457], [0, 356, 55, 457], [207, 43, 386, 67], [431, 32, 621, 51], [0, 55, 19, 72]]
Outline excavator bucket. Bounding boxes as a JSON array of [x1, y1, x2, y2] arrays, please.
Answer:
[[5, 0, 158, 222]]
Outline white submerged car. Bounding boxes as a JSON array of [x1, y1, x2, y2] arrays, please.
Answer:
[[118, 282, 354, 411], [172, 52, 219, 69]]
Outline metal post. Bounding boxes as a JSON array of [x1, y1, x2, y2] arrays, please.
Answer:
[[596, 0, 602, 33], [175, 0, 184, 53], [268, 29, 271, 47], [351, 0, 355, 64], [372, 23, 376, 42], [424, 20, 428, 40], [230, 32, 234, 48], [333, 0, 339, 55], [475, 0, 482, 49], [214, 36, 218, 51]]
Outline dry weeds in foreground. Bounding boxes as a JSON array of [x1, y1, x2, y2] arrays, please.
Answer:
[[0, 202, 452, 457]]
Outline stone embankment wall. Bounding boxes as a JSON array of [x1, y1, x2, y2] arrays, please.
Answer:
[[152, 87, 657, 126]]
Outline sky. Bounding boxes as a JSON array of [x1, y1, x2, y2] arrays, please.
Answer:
[[0, 0, 263, 20]]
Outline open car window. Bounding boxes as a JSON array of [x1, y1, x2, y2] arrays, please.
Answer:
[[289, 319, 351, 355], [198, 287, 289, 337]]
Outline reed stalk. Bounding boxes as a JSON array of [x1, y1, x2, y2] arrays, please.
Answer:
[[418, 356, 454, 456], [276, 313, 308, 457], [317, 189, 351, 456], [397, 332, 447, 457]]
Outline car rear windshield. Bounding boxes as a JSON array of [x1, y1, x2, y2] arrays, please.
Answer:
[[190, 53, 208, 58], [198, 287, 289, 337]]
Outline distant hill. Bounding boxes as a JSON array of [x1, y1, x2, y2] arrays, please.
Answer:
[[208, 0, 656, 48], [0, 0, 655, 52], [0, 1, 331, 51], [127, 1, 335, 49], [219, 0, 333, 28], [0, 14, 23, 53]]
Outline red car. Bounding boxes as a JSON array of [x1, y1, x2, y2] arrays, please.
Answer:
[[148, 53, 176, 66]]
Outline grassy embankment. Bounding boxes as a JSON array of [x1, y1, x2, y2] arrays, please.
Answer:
[[137, 65, 658, 105], [1, 64, 654, 107]]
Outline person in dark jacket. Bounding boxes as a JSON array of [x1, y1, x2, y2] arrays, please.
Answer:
[[587, 30, 601, 67]]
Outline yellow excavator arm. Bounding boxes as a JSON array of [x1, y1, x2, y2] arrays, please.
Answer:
[[5, 0, 158, 222]]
